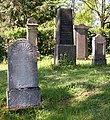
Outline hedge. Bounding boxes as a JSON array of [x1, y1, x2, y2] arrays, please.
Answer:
[[0, 26, 110, 62]]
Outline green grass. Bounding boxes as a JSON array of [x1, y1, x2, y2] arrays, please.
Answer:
[[1, 55, 110, 120]]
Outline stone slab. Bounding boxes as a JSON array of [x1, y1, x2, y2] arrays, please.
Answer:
[[8, 39, 38, 89], [56, 8, 73, 45]]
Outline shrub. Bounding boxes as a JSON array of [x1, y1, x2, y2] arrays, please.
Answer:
[[87, 29, 96, 55], [0, 35, 7, 63], [38, 20, 55, 55], [0, 27, 26, 62], [88, 28, 110, 55], [3, 27, 26, 41], [101, 29, 110, 54], [3, 23, 110, 56], [1, 21, 55, 56]]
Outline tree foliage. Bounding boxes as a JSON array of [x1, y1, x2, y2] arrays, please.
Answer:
[[74, 1, 94, 26], [0, 35, 7, 62], [80, 0, 110, 28], [0, 0, 57, 27]]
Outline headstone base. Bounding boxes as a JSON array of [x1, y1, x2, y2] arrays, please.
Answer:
[[92, 59, 106, 65], [54, 44, 76, 64], [6, 87, 41, 109]]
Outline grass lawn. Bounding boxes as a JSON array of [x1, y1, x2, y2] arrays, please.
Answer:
[[1, 55, 110, 120]]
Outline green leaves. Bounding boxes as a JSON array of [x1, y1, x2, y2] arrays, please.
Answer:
[[80, 0, 110, 28]]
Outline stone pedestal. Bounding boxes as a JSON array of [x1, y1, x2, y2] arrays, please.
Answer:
[[54, 44, 76, 64], [7, 87, 41, 109], [92, 34, 106, 64], [74, 24, 89, 59], [92, 59, 106, 64]]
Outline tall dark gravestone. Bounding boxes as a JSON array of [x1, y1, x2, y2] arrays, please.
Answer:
[[54, 7, 76, 64], [92, 34, 106, 64], [7, 39, 41, 109]]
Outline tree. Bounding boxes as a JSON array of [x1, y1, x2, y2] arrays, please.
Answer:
[[0, 0, 47, 27], [74, 1, 94, 26], [79, 0, 110, 28]]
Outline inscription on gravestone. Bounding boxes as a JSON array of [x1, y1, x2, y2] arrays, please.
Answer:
[[97, 43, 103, 56], [56, 8, 73, 44], [7, 38, 41, 109]]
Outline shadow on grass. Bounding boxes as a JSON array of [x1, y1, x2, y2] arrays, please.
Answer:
[[0, 66, 72, 120], [46, 82, 110, 120], [37, 63, 110, 120], [1, 63, 110, 120]]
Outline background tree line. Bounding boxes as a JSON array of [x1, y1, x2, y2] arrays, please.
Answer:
[[0, 0, 110, 62]]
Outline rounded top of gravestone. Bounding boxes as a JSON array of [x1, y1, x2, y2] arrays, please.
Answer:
[[27, 17, 38, 26], [74, 24, 89, 29], [9, 38, 28, 47], [93, 34, 106, 43]]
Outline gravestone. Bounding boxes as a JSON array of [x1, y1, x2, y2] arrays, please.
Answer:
[[26, 17, 40, 59], [92, 34, 106, 64], [27, 17, 38, 46], [74, 24, 89, 59], [6, 38, 41, 109], [54, 7, 76, 64]]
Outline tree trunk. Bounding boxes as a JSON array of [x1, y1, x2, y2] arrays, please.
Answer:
[[101, 21, 104, 28], [101, 0, 105, 29]]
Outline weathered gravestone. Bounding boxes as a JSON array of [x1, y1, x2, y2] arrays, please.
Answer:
[[27, 17, 38, 46], [92, 34, 106, 64], [74, 24, 89, 59], [7, 38, 41, 109], [54, 7, 76, 64], [26, 17, 40, 59]]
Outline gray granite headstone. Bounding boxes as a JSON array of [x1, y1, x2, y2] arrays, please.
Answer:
[[54, 7, 76, 64], [92, 34, 106, 64], [74, 24, 89, 59], [7, 38, 41, 109]]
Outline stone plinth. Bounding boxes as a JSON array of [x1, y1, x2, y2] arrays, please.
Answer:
[[74, 24, 89, 59], [54, 44, 76, 64], [92, 34, 106, 64]]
